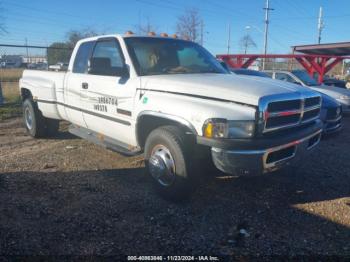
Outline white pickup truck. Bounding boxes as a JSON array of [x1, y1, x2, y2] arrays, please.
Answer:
[[20, 34, 323, 200]]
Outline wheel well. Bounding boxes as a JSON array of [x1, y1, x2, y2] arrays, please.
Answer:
[[20, 88, 32, 101], [136, 115, 196, 149]]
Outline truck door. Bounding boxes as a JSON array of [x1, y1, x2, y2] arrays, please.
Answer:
[[80, 38, 137, 145], [64, 40, 95, 127]]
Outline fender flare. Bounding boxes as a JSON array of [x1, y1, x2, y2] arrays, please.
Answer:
[[136, 110, 198, 146]]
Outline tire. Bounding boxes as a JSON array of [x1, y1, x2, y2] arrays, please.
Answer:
[[144, 125, 195, 201], [23, 99, 47, 138]]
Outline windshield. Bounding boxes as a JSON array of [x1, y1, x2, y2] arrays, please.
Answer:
[[125, 37, 227, 76], [292, 70, 319, 86]]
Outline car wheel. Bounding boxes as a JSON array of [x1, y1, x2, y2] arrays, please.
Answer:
[[23, 99, 47, 138], [144, 125, 195, 201]]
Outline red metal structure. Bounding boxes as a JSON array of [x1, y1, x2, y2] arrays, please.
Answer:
[[217, 54, 350, 84], [217, 41, 350, 84]]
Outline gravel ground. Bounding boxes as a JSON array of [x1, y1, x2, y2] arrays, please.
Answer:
[[0, 117, 349, 259]]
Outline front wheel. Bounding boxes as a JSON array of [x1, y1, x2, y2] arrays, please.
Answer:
[[144, 126, 195, 201]]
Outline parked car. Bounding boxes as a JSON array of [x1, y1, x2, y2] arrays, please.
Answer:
[[322, 76, 347, 89], [319, 94, 342, 135], [231, 68, 270, 78], [264, 69, 350, 114], [28, 62, 48, 70], [233, 68, 342, 135], [49, 62, 68, 71], [20, 34, 323, 200]]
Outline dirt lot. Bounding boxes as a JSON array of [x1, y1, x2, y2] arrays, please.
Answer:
[[0, 116, 349, 258]]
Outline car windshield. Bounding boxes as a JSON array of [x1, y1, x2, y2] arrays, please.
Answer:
[[292, 70, 319, 86], [125, 37, 227, 76]]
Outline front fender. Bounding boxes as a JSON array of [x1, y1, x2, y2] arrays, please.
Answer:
[[134, 91, 257, 136]]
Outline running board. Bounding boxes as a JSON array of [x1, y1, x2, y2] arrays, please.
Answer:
[[69, 125, 141, 156]]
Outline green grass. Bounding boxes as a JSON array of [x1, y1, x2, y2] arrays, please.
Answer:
[[0, 101, 22, 120], [0, 81, 22, 120], [1, 81, 21, 102]]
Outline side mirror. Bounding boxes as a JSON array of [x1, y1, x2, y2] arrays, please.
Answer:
[[119, 65, 130, 79]]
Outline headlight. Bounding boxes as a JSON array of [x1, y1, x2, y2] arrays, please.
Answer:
[[203, 119, 255, 139], [339, 95, 350, 100]]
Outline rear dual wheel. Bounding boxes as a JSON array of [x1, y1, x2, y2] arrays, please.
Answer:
[[23, 99, 59, 138]]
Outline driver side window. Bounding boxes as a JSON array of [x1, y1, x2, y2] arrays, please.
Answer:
[[89, 40, 124, 76]]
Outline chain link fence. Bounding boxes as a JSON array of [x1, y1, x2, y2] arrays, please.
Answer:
[[0, 44, 72, 105]]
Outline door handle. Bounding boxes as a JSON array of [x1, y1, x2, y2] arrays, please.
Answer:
[[82, 82, 88, 89]]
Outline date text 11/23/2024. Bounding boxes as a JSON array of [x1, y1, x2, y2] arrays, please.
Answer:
[[127, 256, 220, 261]]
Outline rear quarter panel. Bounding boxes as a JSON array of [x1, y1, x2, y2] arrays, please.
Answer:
[[20, 70, 66, 120]]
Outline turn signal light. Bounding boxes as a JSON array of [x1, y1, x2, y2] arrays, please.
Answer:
[[204, 122, 213, 138]]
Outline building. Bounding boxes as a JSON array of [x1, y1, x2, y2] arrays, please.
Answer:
[[0, 55, 47, 68]]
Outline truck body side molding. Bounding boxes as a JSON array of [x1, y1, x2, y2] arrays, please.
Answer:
[[35, 99, 131, 126]]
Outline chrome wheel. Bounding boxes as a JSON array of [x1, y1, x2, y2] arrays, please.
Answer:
[[148, 144, 176, 187], [24, 106, 33, 130]]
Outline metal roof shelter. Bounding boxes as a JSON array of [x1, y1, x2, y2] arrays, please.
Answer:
[[217, 42, 350, 84], [292, 42, 350, 56]]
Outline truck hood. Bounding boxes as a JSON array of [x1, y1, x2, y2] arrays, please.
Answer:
[[141, 73, 315, 106], [309, 84, 350, 99]]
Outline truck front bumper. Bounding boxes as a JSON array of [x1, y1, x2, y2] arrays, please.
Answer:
[[197, 121, 323, 175]]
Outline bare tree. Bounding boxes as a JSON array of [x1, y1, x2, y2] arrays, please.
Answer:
[[176, 8, 202, 42], [65, 28, 99, 48], [240, 34, 257, 54], [0, 2, 7, 35], [137, 17, 158, 35]]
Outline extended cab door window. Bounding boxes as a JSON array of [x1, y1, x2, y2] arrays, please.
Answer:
[[88, 40, 124, 76]]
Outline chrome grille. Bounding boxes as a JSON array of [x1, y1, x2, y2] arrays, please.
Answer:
[[259, 94, 321, 133]]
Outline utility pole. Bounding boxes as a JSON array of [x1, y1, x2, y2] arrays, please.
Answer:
[[317, 6, 324, 44], [25, 38, 29, 64], [227, 22, 231, 54], [263, 0, 273, 70]]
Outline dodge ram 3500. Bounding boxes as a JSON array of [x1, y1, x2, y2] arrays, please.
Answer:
[[20, 34, 323, 200]]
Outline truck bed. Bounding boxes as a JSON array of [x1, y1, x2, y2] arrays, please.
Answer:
[[20, 70, 67, 120]]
